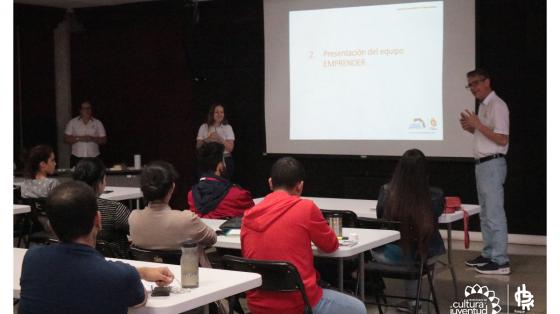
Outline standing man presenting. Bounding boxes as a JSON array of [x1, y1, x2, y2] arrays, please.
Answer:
[[64, 100, 107, 166], [460, 68, 510, 275]]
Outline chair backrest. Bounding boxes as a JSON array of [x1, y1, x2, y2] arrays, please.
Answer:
[[128, 245, 182, 265], [14, 185, 22, 204], [221, 255, 313, 313], [21, 198, 51, 231], [321, 209, 359, 228], [21, 197, 47, 213], [96, 240, 125, 258]]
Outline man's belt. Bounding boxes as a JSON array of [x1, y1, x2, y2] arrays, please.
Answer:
[[475, 153, 505, 165]]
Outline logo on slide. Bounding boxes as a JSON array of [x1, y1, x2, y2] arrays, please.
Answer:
[[449, 284, 502, 314], [430, 117, 438, 130], [408, 118, 426, 129]]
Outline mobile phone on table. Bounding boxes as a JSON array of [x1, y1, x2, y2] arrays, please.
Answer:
[[151, 286, 171, 297]]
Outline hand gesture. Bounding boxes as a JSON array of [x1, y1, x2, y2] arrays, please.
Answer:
[[460, 110, 479, 133], [82, 135, 93, 142], [207, 132, 224, 144]]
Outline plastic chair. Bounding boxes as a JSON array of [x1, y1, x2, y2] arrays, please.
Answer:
[[128, 245, 182, 264], [358, 217, 440, 314], [221, 255, 314, 314], [20, 198, 58, 247]]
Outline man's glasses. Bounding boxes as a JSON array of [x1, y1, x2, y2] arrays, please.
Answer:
[[465, 78, 487, 89]]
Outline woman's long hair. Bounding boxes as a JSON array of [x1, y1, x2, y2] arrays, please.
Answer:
[[385, 149, 434, 257]]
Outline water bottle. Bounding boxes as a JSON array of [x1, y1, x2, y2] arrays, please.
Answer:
[[180, 240, 199, 288], [328, 214, 343, 237]]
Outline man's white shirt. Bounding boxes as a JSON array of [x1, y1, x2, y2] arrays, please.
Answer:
[[64, 116, 106, 157], [473, 91, 509, 159]]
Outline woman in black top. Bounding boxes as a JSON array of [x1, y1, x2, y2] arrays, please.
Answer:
[[373, 148, 445, 310]]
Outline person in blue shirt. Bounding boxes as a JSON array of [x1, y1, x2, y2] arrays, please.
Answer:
[[18, 181, 174, 314]]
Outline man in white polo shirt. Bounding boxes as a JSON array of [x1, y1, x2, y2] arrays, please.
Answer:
[[64, 100, 107, 166], [460, 68, 510, 275]]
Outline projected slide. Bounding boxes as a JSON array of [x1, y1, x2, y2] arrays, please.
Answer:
[[289, 1, 443, 140]]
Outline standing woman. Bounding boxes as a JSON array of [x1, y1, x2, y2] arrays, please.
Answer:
[[21, 145, 60, 198], [196, 103, 235, 178]]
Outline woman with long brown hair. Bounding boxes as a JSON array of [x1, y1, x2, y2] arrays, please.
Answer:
[[196, 102, 235, 178], [373, 148, 445, 311]]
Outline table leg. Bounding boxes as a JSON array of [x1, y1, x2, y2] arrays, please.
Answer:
[[136, 198, 141, 209], [338, 258, 344, 291], [447, 222, 458, 299], [359, 253, 365, 301]]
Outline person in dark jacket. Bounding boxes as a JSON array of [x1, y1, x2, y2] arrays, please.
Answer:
[[373, 148, 445, 311], [188, 142, 254, 219]]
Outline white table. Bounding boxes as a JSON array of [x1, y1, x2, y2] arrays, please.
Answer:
[[14, 181, 143, 208], [14, 204, 31, 215], [255, 196, 480, 298], [201, 218, 400, 301], [101, 186, 143, 209], [254, 196, 480, 223], [13, 248, 261, 314]]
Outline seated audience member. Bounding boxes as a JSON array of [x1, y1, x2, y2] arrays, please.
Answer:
[[19, 181, 173, 313], [188, 142, 254, 219], [21, 145, 60, 198], [129, 161, 217, 266], [373, 148, 446, 311], [73, 157, 131, 258], [241, 157, 367, 314]]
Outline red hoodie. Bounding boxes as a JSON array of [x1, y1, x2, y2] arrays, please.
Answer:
[[241, 190, 339, 314]]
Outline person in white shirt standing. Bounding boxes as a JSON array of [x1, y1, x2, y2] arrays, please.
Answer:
[[64, 100, 107, 167], [196, 102, 235, 178], [460, 68, 510, 275]]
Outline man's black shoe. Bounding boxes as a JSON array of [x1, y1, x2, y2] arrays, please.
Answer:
[[465, 255, 491, 267], [475, 261, 511, 275]]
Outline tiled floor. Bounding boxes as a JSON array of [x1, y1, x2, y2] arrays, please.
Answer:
[[362, 242, 546, 313]]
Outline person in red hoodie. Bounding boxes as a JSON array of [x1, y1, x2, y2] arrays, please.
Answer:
[[188, 142, 254, 219], [241, 157, 366, 314]]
